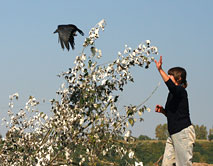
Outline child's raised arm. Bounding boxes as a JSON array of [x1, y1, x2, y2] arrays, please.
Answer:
[[154, 56, 169, 83]]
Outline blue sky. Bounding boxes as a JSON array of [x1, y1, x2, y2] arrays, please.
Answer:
[[0, 0, 212, 138]]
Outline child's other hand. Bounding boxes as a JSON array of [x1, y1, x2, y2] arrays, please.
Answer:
[[154, 56, 163, 71], [155, 105, 164, 113]]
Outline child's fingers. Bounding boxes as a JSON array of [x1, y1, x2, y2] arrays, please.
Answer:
[[154, 59, 158, 65], [160, 56, 163, 64], [155, 105, 160, 112], [156, 104, 161, 108], [155, 105, 163, 113], [156, 109, 160, 113]]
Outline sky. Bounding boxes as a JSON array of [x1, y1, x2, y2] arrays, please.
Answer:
[[0, 0, 212, 138]]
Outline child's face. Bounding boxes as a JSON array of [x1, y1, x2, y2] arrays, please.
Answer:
[[168, 75, 179, 85]]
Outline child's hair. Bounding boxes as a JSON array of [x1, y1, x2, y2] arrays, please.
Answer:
[[168, 67, 188, 88]]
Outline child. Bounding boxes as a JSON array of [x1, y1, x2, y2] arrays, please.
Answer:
[[154, 56, 195, 166]]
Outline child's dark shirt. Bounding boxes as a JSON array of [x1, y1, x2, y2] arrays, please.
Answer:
[[165, 79, 192, 135]]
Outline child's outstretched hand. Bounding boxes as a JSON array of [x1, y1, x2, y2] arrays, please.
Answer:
[[155, 105, 164, 113], [154, 56, 163, 71], [154, 56, 169, 82], [155, 105, 167, 116]]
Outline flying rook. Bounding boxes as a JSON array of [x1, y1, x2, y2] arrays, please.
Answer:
[[54, 24, 84, 51]]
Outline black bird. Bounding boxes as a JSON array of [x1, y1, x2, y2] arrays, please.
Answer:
[[54, 24, 84, 51]]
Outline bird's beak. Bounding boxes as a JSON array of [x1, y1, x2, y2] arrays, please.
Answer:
[[53, 30, 58, 34]]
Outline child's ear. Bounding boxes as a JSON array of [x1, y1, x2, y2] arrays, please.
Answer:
[[177, 77, 182, 83]]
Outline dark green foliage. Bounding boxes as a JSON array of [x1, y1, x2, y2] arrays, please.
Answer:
[[194, 124, 208, 140], [193, 141, 213, 163], [138, 135, 152, 140], [155, 123, 168, 140], [135, 141, 164, 165], [208, 134, 213, 141], [208, 128, 213, 141]]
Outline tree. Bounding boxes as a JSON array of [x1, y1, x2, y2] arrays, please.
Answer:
[[155, 124, 168, 140], [0, 19, 158, 165], [138, 135, 151, 140], [194, 124, 208, 140], [208, 127, 213, 141], [0, 133, 2, 145]]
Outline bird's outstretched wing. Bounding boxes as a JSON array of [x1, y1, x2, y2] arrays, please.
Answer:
[[54, 24, 84, 51], [75, 27, 84, 36]]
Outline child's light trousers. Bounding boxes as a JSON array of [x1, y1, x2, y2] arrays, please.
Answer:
[[162, 125, 196, 166]]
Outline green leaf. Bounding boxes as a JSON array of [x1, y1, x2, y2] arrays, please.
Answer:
[[88, 60, 92, 67], [139, 107, 145, 113], [127, 109, 133, 116], [128, 118, 134, 126], [139, 118, 144, 122], [114, 96, 119, 102]]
